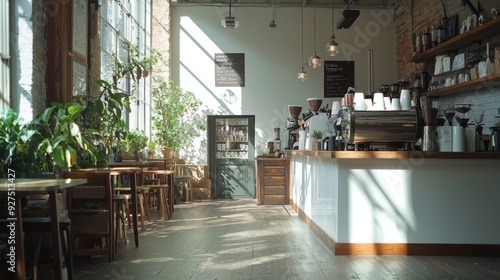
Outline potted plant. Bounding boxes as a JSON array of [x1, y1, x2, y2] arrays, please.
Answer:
[[311, 130, 323, 151], [34, 102, 100, 173], [147, 141, 156, 159], [122, 129, 148, 161], [151, 79, 205, 158]]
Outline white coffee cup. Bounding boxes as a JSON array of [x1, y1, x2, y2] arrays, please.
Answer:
[[390, 98, 401, 110], [464, 73, 470, 82], [400, 89, 411, 110], [373, 92, 385, 110], [332, 101, 341, 116], [445, 78, 453, 87], [353, 92, 366, 111], [458, 73, 465, 83], [384, 97, 391, 111], [364, 99, 373, 110]]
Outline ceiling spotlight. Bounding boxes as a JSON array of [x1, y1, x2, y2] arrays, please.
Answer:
[[270, 0, 279, 28], [270, 19, 277, 28], [337, 9, 360, 29], [222, 0, 239, 29]]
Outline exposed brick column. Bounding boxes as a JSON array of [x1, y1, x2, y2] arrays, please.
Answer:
[[151, 0, 170, 81]]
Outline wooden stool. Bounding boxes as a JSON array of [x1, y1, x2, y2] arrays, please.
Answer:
[[113, 194, 130, 253]]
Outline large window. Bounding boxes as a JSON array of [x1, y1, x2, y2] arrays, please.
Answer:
[[100, 0, 151, 134], [0, 0, 10, 111]]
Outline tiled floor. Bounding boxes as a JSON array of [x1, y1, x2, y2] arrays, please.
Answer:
[[73, 199, 500, 280]]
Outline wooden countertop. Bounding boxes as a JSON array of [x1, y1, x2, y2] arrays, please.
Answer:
[[255, 156, 290, 161], [288, 150, 500, 159]]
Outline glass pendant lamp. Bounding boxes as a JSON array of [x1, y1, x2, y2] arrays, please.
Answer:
[[308, 2, 321, 69], [326, 0, 339, 56], [298, 4, 308, 81]]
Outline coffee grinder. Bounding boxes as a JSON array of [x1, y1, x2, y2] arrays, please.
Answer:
[[286, 105, 302, 149], [273, 127, 281, 153], [420, 96, 440, 151]]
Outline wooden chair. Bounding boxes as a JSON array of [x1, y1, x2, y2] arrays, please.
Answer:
[[175, 159, 194, 202], [0, 217, 73, 280], [62, 171, 114, 262]]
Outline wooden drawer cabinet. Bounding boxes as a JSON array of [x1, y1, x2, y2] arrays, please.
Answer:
[[256, 157, 290, 205]]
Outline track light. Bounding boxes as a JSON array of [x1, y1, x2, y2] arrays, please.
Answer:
[[222, 0, 239, 29]]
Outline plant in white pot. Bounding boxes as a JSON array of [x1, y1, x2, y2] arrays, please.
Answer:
[[151, 79, 205, 159]]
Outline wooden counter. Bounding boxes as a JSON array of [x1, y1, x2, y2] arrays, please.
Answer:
[[255, 157, 290, 205], [289, 150, 500, 159]]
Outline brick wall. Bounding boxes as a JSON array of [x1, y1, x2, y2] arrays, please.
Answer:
[[396, 0, 500, 131], [151, 1, 171, 81]]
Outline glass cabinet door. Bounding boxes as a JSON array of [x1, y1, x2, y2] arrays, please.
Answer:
[[215, 118, 249, 159]]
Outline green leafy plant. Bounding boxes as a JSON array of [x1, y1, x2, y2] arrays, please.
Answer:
[[76, 46, 160, 163], [151, 80, 205, 153], [312, 130, 323, 139], [34, 102, 100, 173], [122, 129, 148, 160], [0, 109, 41, 178]]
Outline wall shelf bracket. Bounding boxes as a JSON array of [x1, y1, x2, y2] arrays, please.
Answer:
[[462, 0, 481, 16]]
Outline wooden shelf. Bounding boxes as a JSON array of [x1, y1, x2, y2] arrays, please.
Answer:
[[424, 73, 500, 96], [411, 17, 500, 63]]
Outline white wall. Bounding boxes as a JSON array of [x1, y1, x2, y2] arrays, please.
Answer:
[[171, 6, 397, 162]]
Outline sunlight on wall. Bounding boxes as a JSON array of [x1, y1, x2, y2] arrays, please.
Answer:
[[179, 16, 243, 116], [347, 169, 416, 243]]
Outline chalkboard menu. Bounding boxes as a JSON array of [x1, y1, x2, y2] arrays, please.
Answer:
[[215, 53, 245, 87], [324, 61, 355, 97]]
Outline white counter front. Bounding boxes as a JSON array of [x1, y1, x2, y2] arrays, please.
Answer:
[[289, 151, 500, 255]]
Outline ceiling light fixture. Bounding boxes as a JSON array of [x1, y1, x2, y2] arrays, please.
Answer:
[[298, 3, 308, 81], [270, 0, 278, 28], [308, 1, 321, 69], [222, 0, 239, 29], [326, 0, 339, 56]]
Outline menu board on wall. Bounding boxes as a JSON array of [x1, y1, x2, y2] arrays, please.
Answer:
[[215, 53, 245, 87], [72, 0, 87, 58], [324, 61, 355, 97]]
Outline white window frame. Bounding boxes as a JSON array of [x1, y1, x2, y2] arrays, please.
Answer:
[[100, 0, 151, 135], [0, 0, 10, 110]]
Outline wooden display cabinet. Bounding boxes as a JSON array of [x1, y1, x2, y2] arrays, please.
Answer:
[[255, 157, 290, 205]]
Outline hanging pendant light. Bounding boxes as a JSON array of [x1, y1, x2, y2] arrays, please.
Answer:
[[308, 2, 321, 69], [326, 0, 339, 56], [298, 3, 308, 81]]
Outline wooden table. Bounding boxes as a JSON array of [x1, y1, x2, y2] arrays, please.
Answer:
[[0, 178, 87, 280]]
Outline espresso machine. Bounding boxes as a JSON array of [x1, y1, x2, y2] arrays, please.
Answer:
[[420, 96, 440, 151], [339, 107, 421, 150]]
